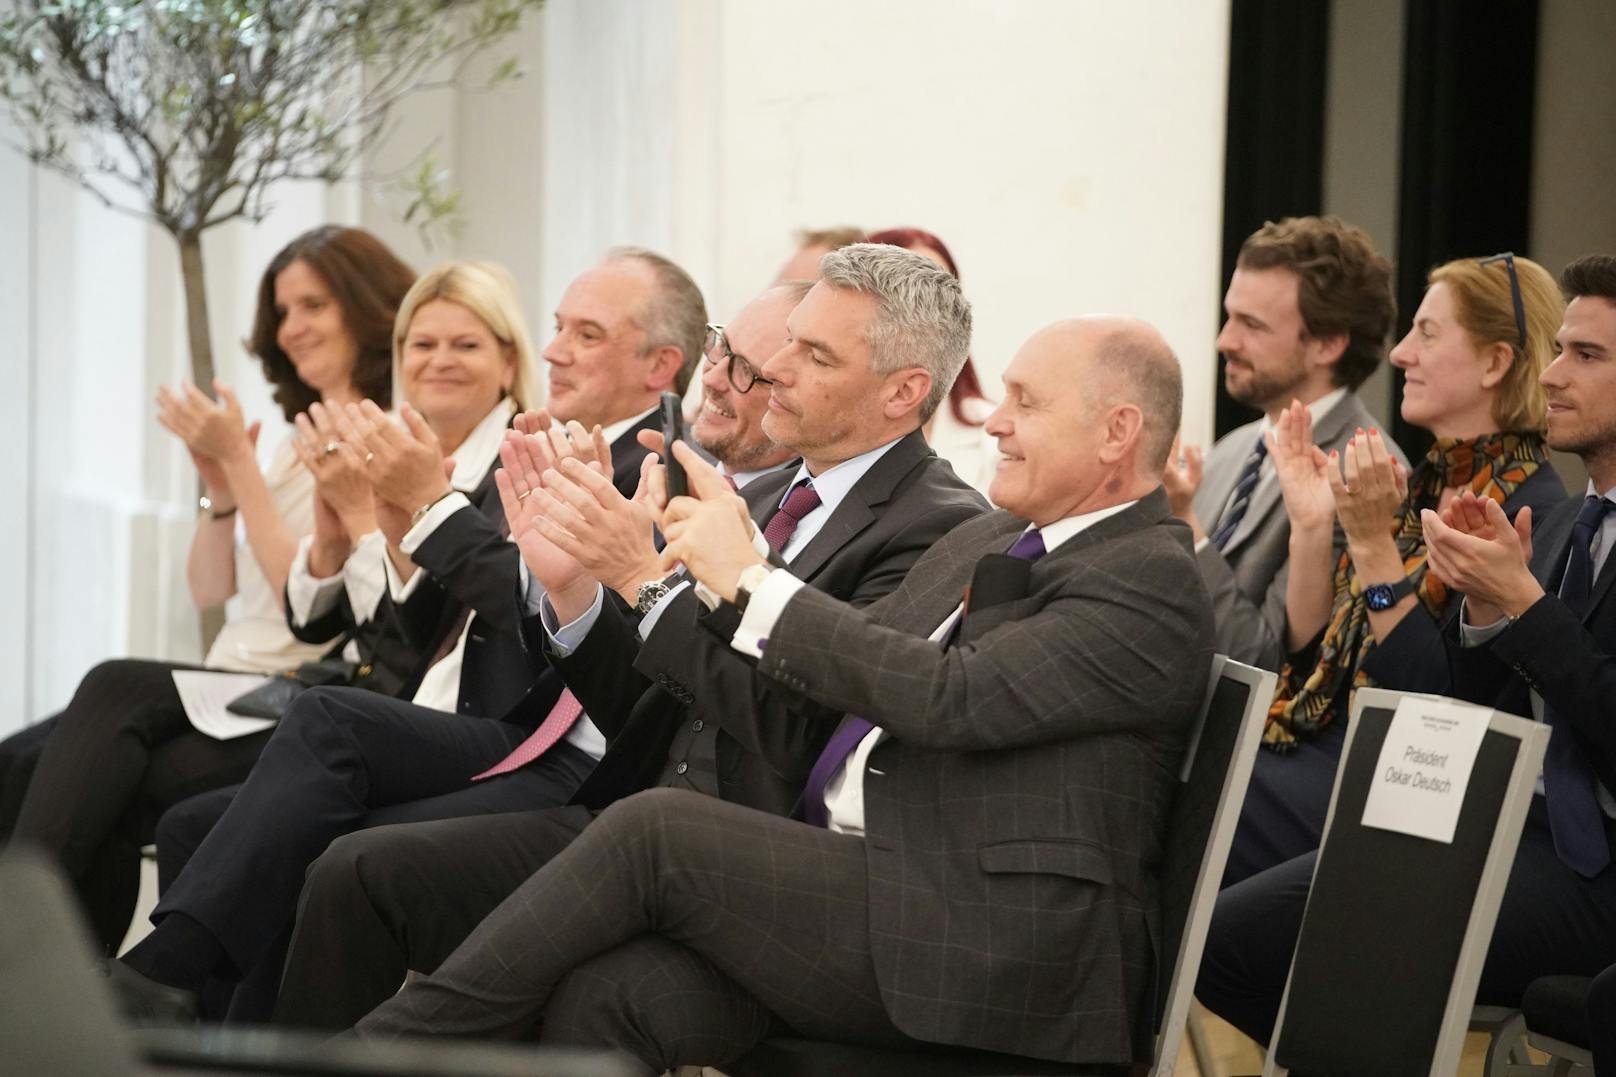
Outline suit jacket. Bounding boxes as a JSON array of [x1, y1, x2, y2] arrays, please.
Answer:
[[550, 428, 990, 814], [1447, 490, 1616, 793], [290, 415, 656, 726], [725, 488, 1216, 1065], [1359, 466, 1566, 694], [1193, 391, 1403, 671]]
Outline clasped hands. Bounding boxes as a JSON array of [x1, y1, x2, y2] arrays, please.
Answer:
[[497, 426, 760, 625], [1422, 493, 1542, 625]]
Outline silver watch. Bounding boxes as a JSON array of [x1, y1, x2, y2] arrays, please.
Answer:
[[635, 577, 673, 615]]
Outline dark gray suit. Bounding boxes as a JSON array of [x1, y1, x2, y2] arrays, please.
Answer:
[[1193, 391, 1400, 671], [354, 489, 1216, 1072]]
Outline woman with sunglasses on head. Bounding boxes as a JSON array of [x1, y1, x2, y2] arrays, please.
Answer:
[[0, 226, 415, 950], [1225, 253, 1570, 885]]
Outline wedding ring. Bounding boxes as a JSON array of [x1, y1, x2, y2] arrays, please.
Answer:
[[322, 440, 341, 457], [518, 489, 536, 501], [364, 452, 376, 464]]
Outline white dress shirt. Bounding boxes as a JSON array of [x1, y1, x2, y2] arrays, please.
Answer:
[[737, 499, 1137, 836]]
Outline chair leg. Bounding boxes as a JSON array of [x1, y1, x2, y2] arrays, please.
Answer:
[[1482, 1011, 1529, 1076]]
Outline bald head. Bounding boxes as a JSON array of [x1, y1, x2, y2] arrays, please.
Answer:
[[987, 317, 1182, 524], [1039, 317, 1183, 473]]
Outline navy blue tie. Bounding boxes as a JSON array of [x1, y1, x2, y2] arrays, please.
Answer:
[[1212, 436, 1268, 551], [1544, 495, 1615, 877]]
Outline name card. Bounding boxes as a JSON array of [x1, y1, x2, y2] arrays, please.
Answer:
[[1360, 696, 1492, 843]]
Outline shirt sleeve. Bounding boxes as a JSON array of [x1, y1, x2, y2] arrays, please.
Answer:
[[285, 535, 343, 628], [1457, 597, 1512, 648], [341, 530, 389, 624], [541, 583, 605, 657], [729, 569, 807, 659]]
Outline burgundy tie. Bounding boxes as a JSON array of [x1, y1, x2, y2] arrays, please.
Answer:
[[471, 689, 583, 781], [762, 481, 821, 553], [800, 528, 1047, 826]]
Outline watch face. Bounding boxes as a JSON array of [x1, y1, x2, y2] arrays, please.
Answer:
[[1363, 583, 1396, 611]]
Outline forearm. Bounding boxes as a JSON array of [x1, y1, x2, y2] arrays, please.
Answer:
[[1350, 534, 1417, 643], [186, 510, 239, 609], [220, 451, 300, 605], [1284, 525, 1337, 651]]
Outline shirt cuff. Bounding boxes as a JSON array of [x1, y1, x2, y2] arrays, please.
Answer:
[[401, 492, 472, 555], [1458, 597, 1511, 647], [286, 535, 343, 627], [342, 531, 389, 624], [541, 583, 604, 657], [1193, 536, 1211, 554], [638, 579, 692, 641], [730, 569, 805, 659], [383, 545, 427, 604]]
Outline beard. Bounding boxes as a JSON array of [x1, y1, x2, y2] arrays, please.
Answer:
[[1223, 352, 1311, 411]]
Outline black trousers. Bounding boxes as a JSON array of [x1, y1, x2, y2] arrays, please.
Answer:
[[1592, 961, 1616, 1067], [1196, 799, 1616, 1044], [354, 788, 919, 1075], [273, 803, 597, 1030], [5, 659, 271, 949], [152, 685, 595, 1000]]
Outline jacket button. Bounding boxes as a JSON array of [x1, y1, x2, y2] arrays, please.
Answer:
[[692, 719, 704, 732], [675, 761, 688, 775]]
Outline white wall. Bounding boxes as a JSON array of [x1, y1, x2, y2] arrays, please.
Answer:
[[539, 0, 1232, 444]]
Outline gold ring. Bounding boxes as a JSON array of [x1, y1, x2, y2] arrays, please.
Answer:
[[364, 452, 375, 464], [322, 441, 341, 457]]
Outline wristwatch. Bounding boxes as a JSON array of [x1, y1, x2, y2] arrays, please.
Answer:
[[635, 577, 673, 615], [1363, 577, 1416, 611], [734, 564, 774, 613]]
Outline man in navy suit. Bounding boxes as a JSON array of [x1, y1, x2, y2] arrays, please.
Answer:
[[1197, 254, 1616, 1039]]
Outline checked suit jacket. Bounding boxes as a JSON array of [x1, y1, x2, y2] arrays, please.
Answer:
[[720, 487, 1216, 1066], [547, 427, 990, 814]]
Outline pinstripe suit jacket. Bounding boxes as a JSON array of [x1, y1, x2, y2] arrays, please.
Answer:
[[748, 487, 1216, 1065]]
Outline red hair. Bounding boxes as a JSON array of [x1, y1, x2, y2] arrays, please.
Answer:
[[867, 227, 989, 426]]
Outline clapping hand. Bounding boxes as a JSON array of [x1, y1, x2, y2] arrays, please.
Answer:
[[1329, 427, 1407, 549], [1265, 400, 1336, 535], [333, 401, 452, 518], [292, 402, 376, 544], [1161, 435, 1206, 538], [157, 380, 260, 493], [1422, 492, 1541, 624]]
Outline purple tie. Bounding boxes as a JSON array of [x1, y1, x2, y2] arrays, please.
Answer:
[[762, 480, 821, 552], [800, 527, 1046, 827]]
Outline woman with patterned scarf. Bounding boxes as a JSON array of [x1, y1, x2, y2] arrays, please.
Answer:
[[1224, 254, 1570, 885]]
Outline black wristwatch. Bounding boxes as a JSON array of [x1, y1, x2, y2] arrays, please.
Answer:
[[1363, 577, 1416, 611], [634, 576, 674, 615]]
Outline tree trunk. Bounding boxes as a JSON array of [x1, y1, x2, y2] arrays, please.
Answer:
[[173, 228, 226, 651], [175, 229, 216, 393]]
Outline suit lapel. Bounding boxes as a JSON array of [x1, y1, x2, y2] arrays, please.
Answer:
[[609, 413, 662, 492], [784, 429, 934, 582], [1532, 500, 1579, 593]]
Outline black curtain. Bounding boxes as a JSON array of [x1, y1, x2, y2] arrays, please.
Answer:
[[1392, 0, 1540, 459], [1215, 0, 1331, 439]]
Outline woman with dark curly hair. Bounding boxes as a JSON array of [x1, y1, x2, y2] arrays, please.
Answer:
[[0, 225, 415, 950]]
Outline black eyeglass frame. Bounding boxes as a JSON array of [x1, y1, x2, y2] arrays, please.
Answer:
[[1479, 252, 1528, 350], [703, 322, 774, 394]]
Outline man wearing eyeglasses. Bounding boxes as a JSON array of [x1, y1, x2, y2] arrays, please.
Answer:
[[263, 245, 991, 1030]]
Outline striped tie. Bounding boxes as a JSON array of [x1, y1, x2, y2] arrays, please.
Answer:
[[1211, 437, 1268, 551]]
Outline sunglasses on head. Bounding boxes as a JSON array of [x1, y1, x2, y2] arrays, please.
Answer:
[[1479, 252, 1527, 349]]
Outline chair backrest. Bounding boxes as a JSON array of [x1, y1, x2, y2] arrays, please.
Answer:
[[0, 851, 146, 1076], [1150, 656, 1275, 1075], [1263, 688, 1549, 1077]]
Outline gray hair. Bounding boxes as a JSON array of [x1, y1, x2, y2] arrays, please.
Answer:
[[818, 243, 971, 422], [605, 246, 708, 394]]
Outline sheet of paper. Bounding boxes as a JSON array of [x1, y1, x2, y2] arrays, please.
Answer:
[[1360, 695, 1493, 844], [171, 670, 277, 740]]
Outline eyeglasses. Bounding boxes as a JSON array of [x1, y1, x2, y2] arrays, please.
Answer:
[[703, 323, 773, 394], [1479, 252, 1527, 349]]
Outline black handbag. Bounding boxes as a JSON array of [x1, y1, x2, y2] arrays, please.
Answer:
[[224, 656, 367, 721]]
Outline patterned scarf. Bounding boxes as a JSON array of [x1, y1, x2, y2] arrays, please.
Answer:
[[1264, 431, 1551, 752]]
